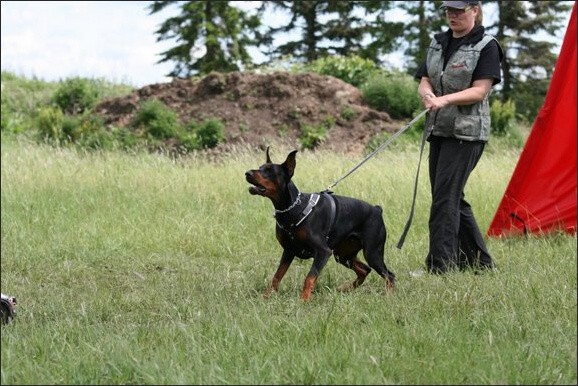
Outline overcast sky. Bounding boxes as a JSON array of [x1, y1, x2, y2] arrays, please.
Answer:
[[1, 1, 178, 87], [1, 1, 572, 88]]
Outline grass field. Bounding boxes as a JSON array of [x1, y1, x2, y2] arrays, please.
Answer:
[[1, 136, 576, 384]]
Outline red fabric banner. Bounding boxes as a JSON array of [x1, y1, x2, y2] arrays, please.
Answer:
[[487, 2, 577, 237]]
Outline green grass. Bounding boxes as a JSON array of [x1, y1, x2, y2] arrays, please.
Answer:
[[1, 137, 576, 384]]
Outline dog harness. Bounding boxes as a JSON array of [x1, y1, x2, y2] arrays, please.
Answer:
[[275, 191, 337, 242], [294, 193, 320, 227]]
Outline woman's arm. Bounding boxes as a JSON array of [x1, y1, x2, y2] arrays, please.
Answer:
[[420, 77, 494, 111]]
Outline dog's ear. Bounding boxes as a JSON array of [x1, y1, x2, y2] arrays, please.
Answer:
[[283, 150, 298, 178], [266, 146, 272, 164]]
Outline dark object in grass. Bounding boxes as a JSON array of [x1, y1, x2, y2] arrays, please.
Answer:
[[1, 293, 17, 325]]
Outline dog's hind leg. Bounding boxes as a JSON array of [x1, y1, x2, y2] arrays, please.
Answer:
[[264, 251, 294, 298], [362, 218, 395, 292], [333, 238, 372, 292], [335, 254, 371, 292], [364, 249, 396, 292]]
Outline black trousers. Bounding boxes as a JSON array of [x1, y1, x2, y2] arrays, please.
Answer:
[[426, 135, 494, 273]]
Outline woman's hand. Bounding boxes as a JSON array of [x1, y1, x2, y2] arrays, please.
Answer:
[[422, 94, 450, 111]]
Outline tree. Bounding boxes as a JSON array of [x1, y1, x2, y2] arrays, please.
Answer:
[[356, 1, 407, 66], [484, 0, 573, 121], [258, 1, 404, 64], [148, 0, 572, 123], [395, 0, 446, 75], [148, 1, 262, 78], [258, 1, 342, 63]]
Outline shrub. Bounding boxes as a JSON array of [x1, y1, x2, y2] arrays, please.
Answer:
[[131, 99, 181, 139], [180, 118, 226, 151], [195, 118, 225, 149], [299, 123, 327, 150], [178, 132, 200, 152], [490, 98, 516, 136], [52, 77, 100, 114], [77, 129, 117, 151], [340, 106, 357, 121], [1, 109, 27, 135], [489, 98, 525, 147], [113, 127, 140, 150], [36, 106, 64, 144], [361, 71, 421, 119], [303, 55, 381, 87]]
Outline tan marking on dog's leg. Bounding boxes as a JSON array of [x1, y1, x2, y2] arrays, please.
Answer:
[[300, 275, 317, 301], [385, 277, 395, 293], [263, 262, 290, 299], [339, 260, 369, 292]]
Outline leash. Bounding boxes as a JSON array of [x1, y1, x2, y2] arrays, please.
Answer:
[[321, 108, 431, 250], [396, 121, 433, 249], [325, 109, 429, 191]]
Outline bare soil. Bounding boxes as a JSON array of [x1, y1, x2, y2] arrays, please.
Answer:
[[94, 71, 405, 155]]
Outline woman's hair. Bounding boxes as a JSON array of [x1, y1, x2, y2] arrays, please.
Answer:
[[475, 1, 484, 25]]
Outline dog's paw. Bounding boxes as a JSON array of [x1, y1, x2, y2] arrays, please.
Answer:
[[385, 278, 395, 293], [263, 287, 275, 299]]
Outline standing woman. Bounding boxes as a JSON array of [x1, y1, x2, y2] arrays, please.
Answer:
[[413, 0, 503, 275]]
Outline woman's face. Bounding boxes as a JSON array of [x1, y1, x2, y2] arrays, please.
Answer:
[[445, 5, 477, 37]]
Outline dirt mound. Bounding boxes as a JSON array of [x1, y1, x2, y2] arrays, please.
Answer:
[[94, 71, 404, 154]]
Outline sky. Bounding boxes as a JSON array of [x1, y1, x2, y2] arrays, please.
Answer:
[[1, 1, 573, 88], [1, 1, 179, 87]]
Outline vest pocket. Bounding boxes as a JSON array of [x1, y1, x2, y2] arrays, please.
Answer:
[[454, 115, 489, 141]]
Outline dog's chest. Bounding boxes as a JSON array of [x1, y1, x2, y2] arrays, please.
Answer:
[[276, 230, 315, 259]]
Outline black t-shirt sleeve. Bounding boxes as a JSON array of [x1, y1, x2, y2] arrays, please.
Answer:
[[414, 62, 428, 80], [473, 40, 502, 85]]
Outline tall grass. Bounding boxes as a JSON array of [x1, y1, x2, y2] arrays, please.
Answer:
[[1, 137, 576, 384]]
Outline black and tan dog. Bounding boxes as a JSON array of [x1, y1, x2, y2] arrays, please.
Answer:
[[245, 147, 395, 301]]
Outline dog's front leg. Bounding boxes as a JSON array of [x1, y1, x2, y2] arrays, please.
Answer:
[[264, 251, 294, 298], [300, 248, 332, 301]]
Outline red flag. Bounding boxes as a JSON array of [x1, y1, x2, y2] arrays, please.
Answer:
[[487, 3, 577, 237]]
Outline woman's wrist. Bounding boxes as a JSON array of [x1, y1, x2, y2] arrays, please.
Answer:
[[421, 92, 434, 100]]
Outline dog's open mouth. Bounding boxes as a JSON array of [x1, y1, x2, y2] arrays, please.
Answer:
[[245, 172, 267, 195], [248, 183, 266, 195]]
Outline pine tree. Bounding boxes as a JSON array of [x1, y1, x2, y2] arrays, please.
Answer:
[[148, 1, 262, 78]]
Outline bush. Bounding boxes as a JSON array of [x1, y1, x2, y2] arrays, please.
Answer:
[[36, 106, 64, 144], [2, 71, 60, 134], [36, 107, 108, 147], [1, 109, 27, 135], [490, 98, 516, 136], [489, 98, 525, 147], [340, 106, 357, 121], [194, 118, 225, 149], [302, 55, 381, 87], [52, 77, 100, 114], [182, 118, 226, 151], [131, 99, 182, 140], [112, 127, 140, 150], [299, 123, 327, 150], [361, 71, 421, 119]]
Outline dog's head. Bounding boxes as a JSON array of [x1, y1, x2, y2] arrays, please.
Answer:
[[245, 147, 297, 201]]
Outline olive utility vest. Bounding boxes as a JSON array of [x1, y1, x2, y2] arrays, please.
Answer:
[[425, 34, 497, 142]]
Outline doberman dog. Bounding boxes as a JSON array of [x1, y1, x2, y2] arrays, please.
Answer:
[[245, 147, 395, 301]]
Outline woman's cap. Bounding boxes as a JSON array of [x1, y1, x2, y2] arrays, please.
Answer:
[[441, 1, 480, 9]]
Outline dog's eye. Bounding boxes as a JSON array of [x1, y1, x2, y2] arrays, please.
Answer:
[[261, 165, 277, 179]]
